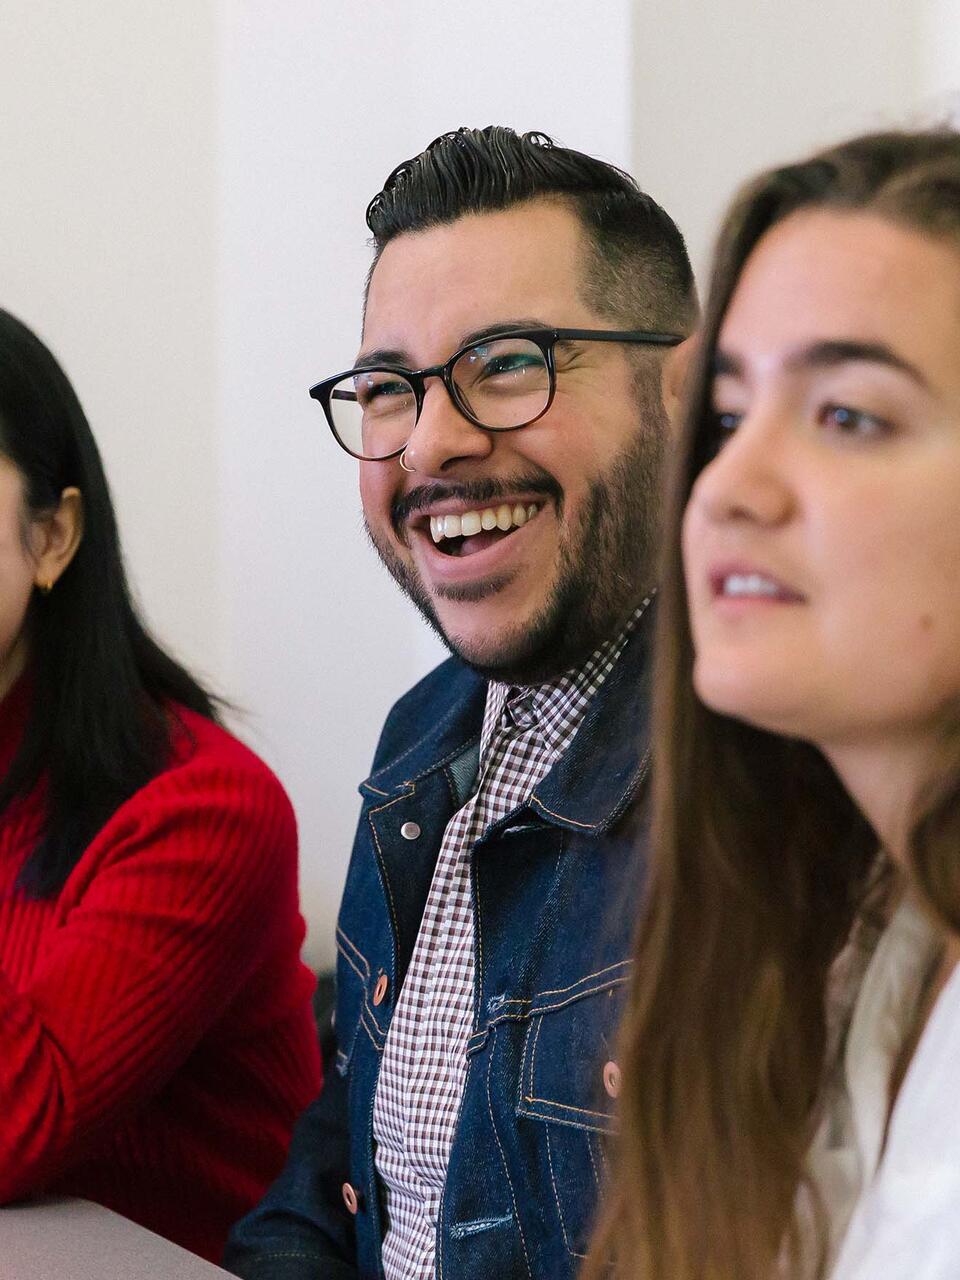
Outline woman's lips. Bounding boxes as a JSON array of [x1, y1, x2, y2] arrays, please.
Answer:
[[709, 566, 805, 603]]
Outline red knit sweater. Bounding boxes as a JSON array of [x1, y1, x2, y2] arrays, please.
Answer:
[[0, 679, 322, 1261]]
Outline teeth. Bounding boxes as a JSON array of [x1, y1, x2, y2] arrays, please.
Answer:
[[428, 502, 541, 545], [724, 573, 780, 598]]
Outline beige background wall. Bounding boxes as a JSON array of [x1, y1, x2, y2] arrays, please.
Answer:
[[1, 1, 957, 966], [0, 0, 221, 682]]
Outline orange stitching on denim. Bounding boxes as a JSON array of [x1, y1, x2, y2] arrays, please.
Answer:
[[527, 796, 598, 829], [522, 1096, 613, 1122], [534, 960, 630, 1000], [366, 794, 411, 980], [336, 926, 371, 979], [485, 1029, 532, 1278], [527, 1012, 545, 1097], [586, 1131, 602, 1190], [360, 1006, 383, 1051], [518, 1017, 535, 1107], [545, 1123, 573, 1254]]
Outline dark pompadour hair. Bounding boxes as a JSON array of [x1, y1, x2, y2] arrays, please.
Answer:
[[365, 126, 697, 332]]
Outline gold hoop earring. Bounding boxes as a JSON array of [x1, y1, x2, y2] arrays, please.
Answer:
[[399, 449, 415, 473], [37, 579, 54, 596]]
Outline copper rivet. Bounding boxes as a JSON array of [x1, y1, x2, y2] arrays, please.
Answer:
[[373, 974, 389, 1006], [400, 821, 421, 840], [603, 1060, 622, 1099], [342, 1182, 359, 1214]]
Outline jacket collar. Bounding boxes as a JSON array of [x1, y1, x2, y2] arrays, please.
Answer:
[[527, 604, 653, 834], [360, 604, 654, 834], [360, 660, 487, 800]]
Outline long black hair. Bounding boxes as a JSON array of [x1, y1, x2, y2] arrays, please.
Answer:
[[0, 308, 219, 897]]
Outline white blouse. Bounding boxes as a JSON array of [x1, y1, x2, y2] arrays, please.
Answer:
[[808, 895, 960, 1279]]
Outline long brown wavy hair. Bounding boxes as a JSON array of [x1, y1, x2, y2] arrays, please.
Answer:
[[584, 128, 960, 1280]]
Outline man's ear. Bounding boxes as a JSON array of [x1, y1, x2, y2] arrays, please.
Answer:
[[661, 334, 699, 436], [33, 487, 84, 591]]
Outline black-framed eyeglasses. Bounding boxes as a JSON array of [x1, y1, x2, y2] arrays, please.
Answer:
[[308, 327, 684, 462]]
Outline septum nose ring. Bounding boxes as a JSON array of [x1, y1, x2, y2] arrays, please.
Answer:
[[399, 448, 415, 473]]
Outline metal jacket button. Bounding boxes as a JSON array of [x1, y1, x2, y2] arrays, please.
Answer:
[[400, 821, 421, 840], [373, 974, 389, 1006], [342, 1182, 359, 1214], [603, 1060, 622, 1099]]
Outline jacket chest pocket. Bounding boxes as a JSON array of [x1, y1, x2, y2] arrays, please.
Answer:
[[516, 967, 628, 1259], [333, 924, 387, 1075]]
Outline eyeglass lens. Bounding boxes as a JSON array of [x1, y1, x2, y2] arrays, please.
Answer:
[[327, 337, 551, 459]]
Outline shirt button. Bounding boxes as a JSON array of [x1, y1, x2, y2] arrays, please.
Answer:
[[603, 1060, 622, 1099], [503, 696, 537, 730], [373, 974, 389, 1006], [400, 821, 421, 840], [342, 1182, 359, 1214]]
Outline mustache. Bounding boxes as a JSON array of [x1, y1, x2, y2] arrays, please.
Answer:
[[391, 472, 562, 537]]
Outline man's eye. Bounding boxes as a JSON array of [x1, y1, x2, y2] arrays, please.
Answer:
[[819, 402, 891, 437], [481, 353, 545, 378], [359, 379, 410, 407]]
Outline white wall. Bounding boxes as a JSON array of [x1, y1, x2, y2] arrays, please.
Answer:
[[0, 0, 221, 682], [4, 1, 957, 970], [632, 0, 926, 280]]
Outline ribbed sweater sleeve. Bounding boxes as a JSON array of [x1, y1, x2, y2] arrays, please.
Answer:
[[0, 729, 301, 1200]]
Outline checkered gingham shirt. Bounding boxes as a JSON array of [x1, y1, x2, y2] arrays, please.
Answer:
[[372, 598, 652, 1279]]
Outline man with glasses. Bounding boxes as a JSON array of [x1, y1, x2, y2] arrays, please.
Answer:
[[225, 126, 697, 1280]]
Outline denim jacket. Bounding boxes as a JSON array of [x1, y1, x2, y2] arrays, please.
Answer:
[[224, 609, 653, 1280]]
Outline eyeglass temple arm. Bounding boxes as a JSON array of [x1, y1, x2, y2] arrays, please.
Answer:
[[553, 327, 684, 346]]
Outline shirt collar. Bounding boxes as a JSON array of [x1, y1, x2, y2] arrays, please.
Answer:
[[480, 594, 654, 765]]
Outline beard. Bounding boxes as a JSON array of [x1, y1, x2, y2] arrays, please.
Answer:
[[365, 403, 665, 685]]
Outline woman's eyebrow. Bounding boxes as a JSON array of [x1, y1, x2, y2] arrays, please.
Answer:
[[711, 340, 929, 389], [786, 339, 929, 388]]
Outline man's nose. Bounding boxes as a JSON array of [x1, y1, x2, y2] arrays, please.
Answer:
[[690, 409, 795, 528], [401, 378, 495, 476]]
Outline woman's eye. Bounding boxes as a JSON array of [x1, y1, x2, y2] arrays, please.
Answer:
[[703, 408, 742, 457], [818, 402, 891, 437], [708, 408, 742, 438]]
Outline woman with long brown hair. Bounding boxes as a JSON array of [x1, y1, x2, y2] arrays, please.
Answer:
[[587, 128, 960, 1280]]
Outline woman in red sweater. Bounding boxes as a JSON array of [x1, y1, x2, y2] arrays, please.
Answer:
[[0, 308, 322, 1260]]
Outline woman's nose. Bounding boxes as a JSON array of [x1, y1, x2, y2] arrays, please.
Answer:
[[689, 411, 795, 528]]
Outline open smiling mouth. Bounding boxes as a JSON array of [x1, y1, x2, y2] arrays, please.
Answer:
[[426, 502, 540, 558]]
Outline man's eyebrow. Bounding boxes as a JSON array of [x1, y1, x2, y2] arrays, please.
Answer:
[[354, 319, 548, 371], [712, 340, 929, 389], [457, 318, 548, 349], [354, 346, 410, 369]]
